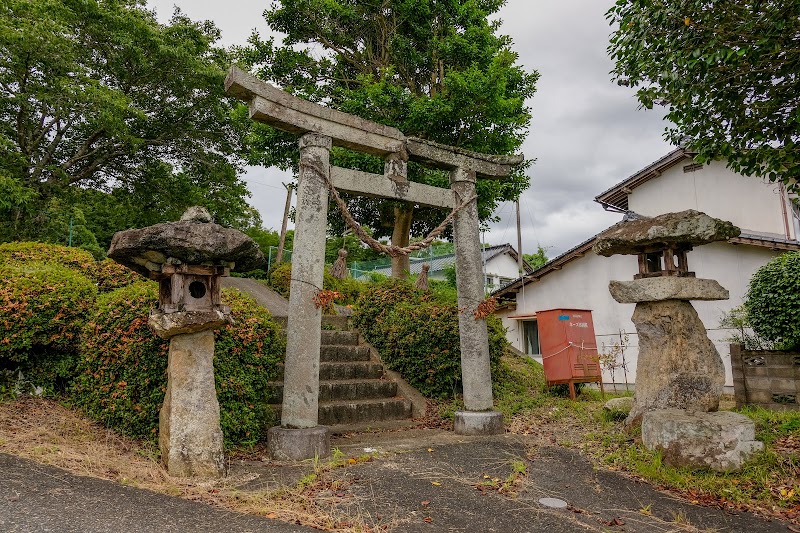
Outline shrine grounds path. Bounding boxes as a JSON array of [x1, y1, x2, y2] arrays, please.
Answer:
[[1, 429, 792, 532]]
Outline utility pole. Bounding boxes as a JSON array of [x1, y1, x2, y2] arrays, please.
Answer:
[[515, 199, 523, 273], [277, 182, 293, 264]]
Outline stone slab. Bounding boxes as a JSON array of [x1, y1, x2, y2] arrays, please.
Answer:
[[148, 309, 231, 339], [642, 409, 764, 472], [593, 209, 740, 256], [225, 66, 404, 156], [267, 426, 331, 461], [330, 166, 454, 209], [225, 67, 523, 178], [453, 410, 504, 435], [609, 277, 729, 303]]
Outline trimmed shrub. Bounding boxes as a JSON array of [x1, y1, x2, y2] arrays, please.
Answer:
[[268, 261, 365, 307], [0, 262, 97, 390], [90, 259, 142, 292], [352, 278, 507, 398], [745, 251, 800, 350], [0, 262, 97, 361], [267, 261, 292, 298], [0, 241, 138, 292], [73, 282, 285, 448], [0, 241, 95, 272]]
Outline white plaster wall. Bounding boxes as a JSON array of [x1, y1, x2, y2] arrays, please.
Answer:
[[628, 160, 796, 240], [506, 243, 784, 388], [486, 252, 523, 280]]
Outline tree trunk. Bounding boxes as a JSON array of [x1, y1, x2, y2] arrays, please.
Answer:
[[390, 205, 414, 278]]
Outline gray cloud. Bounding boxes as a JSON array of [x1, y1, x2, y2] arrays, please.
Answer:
[[148, 0, 674, 258]]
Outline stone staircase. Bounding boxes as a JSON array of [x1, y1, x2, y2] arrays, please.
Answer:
[[267, 329, 419, 430]]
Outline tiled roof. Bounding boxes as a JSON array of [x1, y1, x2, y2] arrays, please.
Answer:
[[594, 148, 689, 211]]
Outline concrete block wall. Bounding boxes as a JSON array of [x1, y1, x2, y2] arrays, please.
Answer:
[[731, 344, 800, 411]]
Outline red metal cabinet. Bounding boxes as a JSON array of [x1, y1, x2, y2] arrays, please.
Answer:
[[537, 309, 603, 399]]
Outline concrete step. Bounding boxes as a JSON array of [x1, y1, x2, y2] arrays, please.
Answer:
[[319, 397, 413, 426], [266, 379, 398, 403], [320, 344, 371, 362], [321, 362, 384, 380], [321, 330, 360, 346], [272, 315, 349, 330], [322, 315, 349, 330], [274, 361, 384, 381], [321, 380, 397, 401]]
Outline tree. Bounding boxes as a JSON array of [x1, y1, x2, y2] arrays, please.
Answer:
[[523, 245, 549, 270], [240, 0, 538, 276], [607, 1, 800, 191], [0, 0, 256, 246]]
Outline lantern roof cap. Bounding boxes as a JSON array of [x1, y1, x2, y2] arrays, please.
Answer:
[[593, 210, 740, 257], [108, 207, 264, 277]]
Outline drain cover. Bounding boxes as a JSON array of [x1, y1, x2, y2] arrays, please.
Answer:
[[538, 497, 568, 509]]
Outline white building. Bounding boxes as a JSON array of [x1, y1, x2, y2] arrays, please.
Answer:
[[367, 243, 531, 292], [494, 148, 800, 389]]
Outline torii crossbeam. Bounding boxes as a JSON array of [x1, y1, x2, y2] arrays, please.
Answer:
[[226, 66, 524, 460]]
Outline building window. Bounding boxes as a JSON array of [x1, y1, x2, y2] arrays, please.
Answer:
[[523, 320, 540, 356]]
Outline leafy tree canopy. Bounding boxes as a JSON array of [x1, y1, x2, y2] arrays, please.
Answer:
[[0, 0, 257, 247], [523, 245, 549, 270], [607, 0, 800, 191], [237, 0, 538, 273]]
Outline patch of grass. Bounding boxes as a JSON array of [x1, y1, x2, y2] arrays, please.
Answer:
[[492, 352, 550, 416], [497, 387, 800, 523], [583, 407, 800, 521], [0, 398, 382, 532]]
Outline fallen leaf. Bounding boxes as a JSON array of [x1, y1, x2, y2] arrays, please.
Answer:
[[266, 512, 278, 519], [431, 481, 441, 486], [423, 517, 433, 523], [421, 501, 430, 506], [427, 448, 434, 453], [347, 458, 357, 465]]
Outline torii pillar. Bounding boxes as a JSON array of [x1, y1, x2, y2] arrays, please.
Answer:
[[451, 167, 504, 435], [267, 133, 332, 461]]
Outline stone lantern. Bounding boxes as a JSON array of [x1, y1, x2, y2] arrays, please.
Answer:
[[594, 209, 740, 424], [594, 210, 763, 472], [108, 206, 263, 477]]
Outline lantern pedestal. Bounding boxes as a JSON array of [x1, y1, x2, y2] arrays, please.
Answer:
[[159, 330, 225, 478]]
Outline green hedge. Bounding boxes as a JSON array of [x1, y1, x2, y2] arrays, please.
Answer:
[[0, 262, 98, 390], [352, 278, 507, 398], [90, 259, 142, 292], [0, 241, 139, 292], [72, 282, 285, 448], [268, 261, 365, 307], [745, 251, 800, 350], [0, 241, 96, 272]]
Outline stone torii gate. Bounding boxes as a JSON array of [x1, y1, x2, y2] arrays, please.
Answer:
[[226, 66, 523, 460]]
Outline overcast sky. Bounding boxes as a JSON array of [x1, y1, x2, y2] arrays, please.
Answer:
[[148, 0, 673, 258]]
